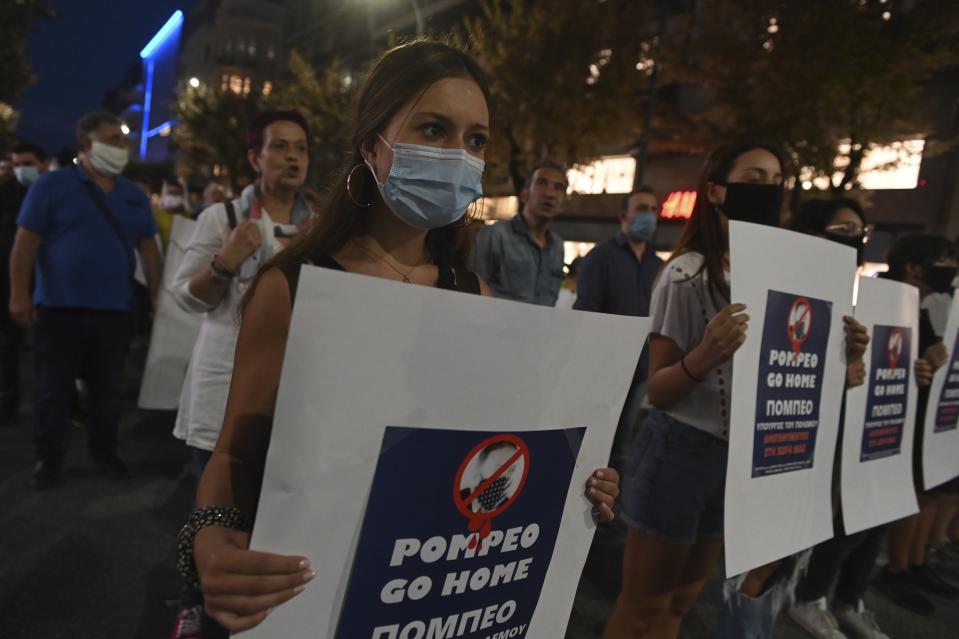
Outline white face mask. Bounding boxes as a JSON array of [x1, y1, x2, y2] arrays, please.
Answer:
[[160, 194, 184, 209], [89, 141, 129, 177], [14, 165, 39, 187]]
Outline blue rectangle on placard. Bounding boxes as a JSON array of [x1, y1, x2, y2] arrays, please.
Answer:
[[752, 289, 832, 478], [334, 426, 585, 638]]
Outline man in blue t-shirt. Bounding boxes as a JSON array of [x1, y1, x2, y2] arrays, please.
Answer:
[[9, 111, 161, 489]]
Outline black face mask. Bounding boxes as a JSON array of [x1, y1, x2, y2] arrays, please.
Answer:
[[825, 231, 866, 267], [718, 183, 783, 227], [926, 265, 958, 294]]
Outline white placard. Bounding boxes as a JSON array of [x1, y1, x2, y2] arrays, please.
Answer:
[[137, 216, 202, 409], [725, 221, 856, 577], [246, 266, 649, 639], [923, 294, 959, 489], [841, 276, 920, 534]]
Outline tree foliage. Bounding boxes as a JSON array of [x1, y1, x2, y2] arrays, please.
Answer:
[[270, 52, 357, 187], [173, 83, 263, 187], [0, 0, 52, 151], [463, 0, 653, 194], [173, 52, 357, 189], [658, 0, 959, 191], [0, 103, 20, 154], [0, 0, 51, 104]]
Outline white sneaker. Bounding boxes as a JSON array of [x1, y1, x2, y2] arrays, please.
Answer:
[[833, 600, 890, 639], [788, 597, 849, 639]]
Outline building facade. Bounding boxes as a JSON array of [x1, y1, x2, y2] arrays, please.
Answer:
[[179, 0, 288, 98]]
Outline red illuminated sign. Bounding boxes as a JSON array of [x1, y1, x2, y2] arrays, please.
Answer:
[[661, 190, 697, 220]]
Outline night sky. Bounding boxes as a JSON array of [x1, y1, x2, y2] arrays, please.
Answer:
[[16, 0, 198, 155]]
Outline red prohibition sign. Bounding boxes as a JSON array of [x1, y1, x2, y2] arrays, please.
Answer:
[[453, 433, 531, 549], [787, 296, 813, 354], [887, 328, 904, 369]]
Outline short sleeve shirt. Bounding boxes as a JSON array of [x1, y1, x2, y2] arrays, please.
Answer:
[[471, 214, 564, 306], [649, 251, 732, 439], [17, 166, 157, 311]]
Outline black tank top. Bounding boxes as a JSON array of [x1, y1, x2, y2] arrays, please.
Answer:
[[279, 255, 481, 306]]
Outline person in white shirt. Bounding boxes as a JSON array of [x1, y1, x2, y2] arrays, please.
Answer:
[[603, 141, 786, 639], [169, 109, 314, 639]]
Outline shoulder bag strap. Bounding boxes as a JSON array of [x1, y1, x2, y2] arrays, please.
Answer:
[[74, 167, 135, 278], [224, 200, 238, 229]]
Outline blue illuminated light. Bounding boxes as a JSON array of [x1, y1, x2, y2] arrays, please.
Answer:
[[140, 10, 184, 59], [146, 121, 174, 139], [140, 59, 155, 159]]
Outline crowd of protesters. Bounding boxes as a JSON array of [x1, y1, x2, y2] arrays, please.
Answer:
[[2, 39, 958, 639]]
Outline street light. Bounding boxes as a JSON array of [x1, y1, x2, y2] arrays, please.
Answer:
[[120, 124, 131, 135], [189, 77, 200, 88]]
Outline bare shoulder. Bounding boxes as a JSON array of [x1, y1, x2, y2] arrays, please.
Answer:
[[242, 267, 293, 330]]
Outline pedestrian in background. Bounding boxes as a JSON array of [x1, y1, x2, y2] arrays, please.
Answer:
[[9, 111, 161, 489], [0, 142, 49, 425], [877, 234, 959, 616], [472, 161, 568, 305], [168, 109, 314, 639]]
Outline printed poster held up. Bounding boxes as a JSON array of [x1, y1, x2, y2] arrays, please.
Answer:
[[923, 294, 959, 490], [245, 266, 650, 639], [841, 276, 920, 534], [725, 221, 856, 577]]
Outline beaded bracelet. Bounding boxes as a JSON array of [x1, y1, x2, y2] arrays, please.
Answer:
[[176, 506, 255, 590], [209, 255, 236, 282]]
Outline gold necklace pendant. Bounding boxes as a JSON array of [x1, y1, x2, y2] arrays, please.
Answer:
[[352, 236, 419, 283]]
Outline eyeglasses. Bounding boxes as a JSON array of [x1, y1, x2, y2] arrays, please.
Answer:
[[825, 222, 874, 240]]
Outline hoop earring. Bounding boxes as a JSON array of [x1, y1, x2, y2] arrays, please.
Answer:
[[466, 195, 486, 220], [346, 164, 374, 208]]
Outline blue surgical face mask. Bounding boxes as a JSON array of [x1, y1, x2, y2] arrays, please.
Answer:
[[627, 211, 657, 241], [365, 135, 485, 230]]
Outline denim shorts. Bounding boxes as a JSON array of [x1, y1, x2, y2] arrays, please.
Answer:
[[621, 410, 729, 545]]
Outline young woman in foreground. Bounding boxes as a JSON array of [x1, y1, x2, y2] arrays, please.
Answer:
[[178, 40, 620, 634]]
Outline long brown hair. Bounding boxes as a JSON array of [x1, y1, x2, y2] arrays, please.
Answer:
[[669, 141, 787, 304], [242, 39, 491, 313]]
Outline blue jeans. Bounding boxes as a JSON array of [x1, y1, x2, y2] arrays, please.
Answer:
[[715, 577, 783, 639], [621, 411, 728, 544], [33, 308, 131, 465]]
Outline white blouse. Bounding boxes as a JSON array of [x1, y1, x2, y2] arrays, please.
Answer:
[[171, 198, 285, 452], [649, 251, 732, 440]]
